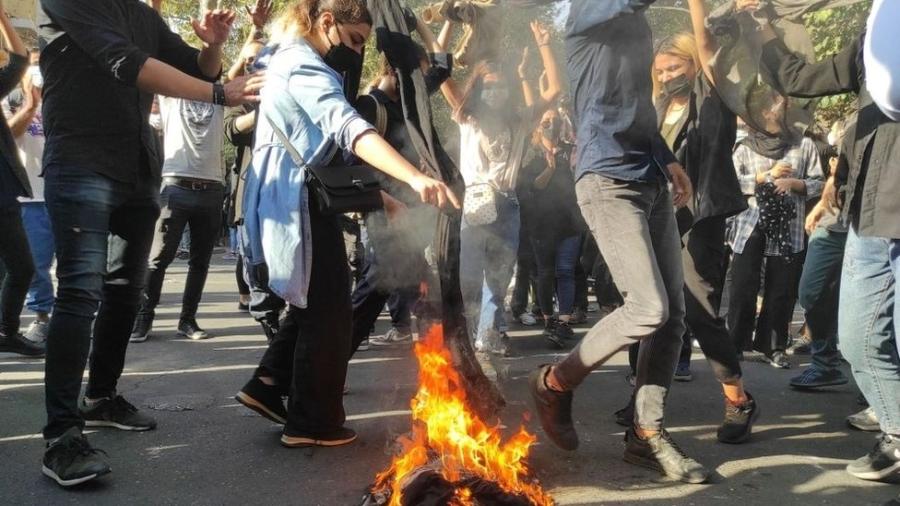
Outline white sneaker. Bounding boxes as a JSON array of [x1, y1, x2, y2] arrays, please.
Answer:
[[25, 320, 49, 344], [357, 338, 370, 352], [369, 327, 412, 347], [518, 313, 539, 326]]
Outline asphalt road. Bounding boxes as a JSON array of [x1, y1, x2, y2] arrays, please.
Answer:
[[1, 256, 896, 505]]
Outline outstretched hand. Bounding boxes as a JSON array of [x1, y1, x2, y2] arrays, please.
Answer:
[[192, 9, 236, 47], [530, 21, 551, 47], [223, 71, 265, 106], [245, 0, 273, 30], [409, 175, 461, 210]]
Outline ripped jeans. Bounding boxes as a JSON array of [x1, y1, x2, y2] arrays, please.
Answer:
[[42, 166, 160, 439]]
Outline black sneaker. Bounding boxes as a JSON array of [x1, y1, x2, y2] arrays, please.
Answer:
[[543, 319, 565, 350], [789, 367, 849, 389], [556, 321, 575, 340], [570, 308, 588, 325], [846, 433, 900, 481], [281, 426, 357, 448], [129, 312, 153, 343], [235, 377, 287, 424], [177, 317, 210, 340], [81, 395, 157, 431], [528, 364, 578, 451], [42, 427, 111, 487], [717, 392, 760, 444], [0, 332, 45, 357], [623, 428, 709, 484]]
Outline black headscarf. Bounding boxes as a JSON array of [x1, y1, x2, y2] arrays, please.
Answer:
[[741, 128, 791, 159]]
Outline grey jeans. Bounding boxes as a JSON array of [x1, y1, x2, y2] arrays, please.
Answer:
[[555, 173, 686, 431]]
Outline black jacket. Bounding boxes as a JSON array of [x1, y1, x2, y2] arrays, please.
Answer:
[[39, 0, 215, 182], [656, 74, 746, 226], [0, 53, 30, 199], [761, 35, 900, 239]]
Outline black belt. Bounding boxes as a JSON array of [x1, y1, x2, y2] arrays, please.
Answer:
[[164, 177, 224, 191]]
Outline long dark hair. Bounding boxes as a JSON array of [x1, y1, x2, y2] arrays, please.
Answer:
[[452, 61, 519, 124]]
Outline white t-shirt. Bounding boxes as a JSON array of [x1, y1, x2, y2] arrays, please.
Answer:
[[865, 0, 900, 121], [160, 96, 225, 183], [458, 107, 535, 192], [2, 87, 45, 202]]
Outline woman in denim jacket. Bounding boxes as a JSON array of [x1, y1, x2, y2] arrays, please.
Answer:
[[237, 0, 458, 448]]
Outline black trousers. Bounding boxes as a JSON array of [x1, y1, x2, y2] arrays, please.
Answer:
[[728, 225, 802, 356], [511, 223, 539, 317], [0, 203, 35, 337], [682, 217, 742, 383], [140, 183, 224, 319], [254, 205, 351, 434]]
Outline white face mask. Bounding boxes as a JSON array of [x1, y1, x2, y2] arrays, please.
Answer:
[[481, 88, 509, 109]]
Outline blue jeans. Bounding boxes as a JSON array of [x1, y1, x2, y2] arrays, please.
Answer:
[[839, 226, 899, 435], [21, 202, 55, 314], [798, 226, 847, 372], [531, 233, 582, 316], [42, 168, 160, 439], [460, 193, 520, 341]]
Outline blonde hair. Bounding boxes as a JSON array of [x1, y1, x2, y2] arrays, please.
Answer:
[[651, 33, 700, 100], [272, 0, 371, 44]]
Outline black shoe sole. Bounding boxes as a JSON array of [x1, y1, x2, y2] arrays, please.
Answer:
[[235, 391, 287, 425], [622, 452, 709, 484], [790, 378, 849, 389], [83, 420, 156, 431], [42, 465, 110, 487]]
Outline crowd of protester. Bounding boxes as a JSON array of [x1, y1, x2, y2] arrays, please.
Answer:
[[0, 0, 897, 501]]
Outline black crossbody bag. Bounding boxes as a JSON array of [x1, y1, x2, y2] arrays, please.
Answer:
[[266, 116, 383, 215]]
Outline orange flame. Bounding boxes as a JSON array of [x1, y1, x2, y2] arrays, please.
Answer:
[[372, 325, 553, 506]]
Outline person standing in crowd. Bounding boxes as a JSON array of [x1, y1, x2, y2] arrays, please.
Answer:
[[3, 48, 54, 345], [129, 92, 227, 343], [648, 0, 759, 443], [0, 3, 43, 358], [37, 0, 261, 487], [790, 126, 851, 389], [528, 0, 708, 484], [350, 12, 452, 352], [224, 0, 272, 314], [517, 105, 585, 349], [754, 0, 900, 488], [439, 19, 562, 356], [726, 93, 824, 369], [235, 0, 458, 449]]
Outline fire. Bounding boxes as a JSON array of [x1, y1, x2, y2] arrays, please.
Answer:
[[372, 325, 553, 505]]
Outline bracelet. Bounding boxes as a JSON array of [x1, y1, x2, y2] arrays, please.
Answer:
[[212, 82, 226, 106]]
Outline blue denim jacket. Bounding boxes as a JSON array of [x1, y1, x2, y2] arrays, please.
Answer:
[[242, 38, 373, 308]]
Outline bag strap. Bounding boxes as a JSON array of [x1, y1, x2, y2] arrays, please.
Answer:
[[265, 114, 308, 167]]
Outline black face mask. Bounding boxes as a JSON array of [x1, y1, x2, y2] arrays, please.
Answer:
[[323, 24, 363, 76], [662, 73, 692, 97], [541, 118, 561, 142]]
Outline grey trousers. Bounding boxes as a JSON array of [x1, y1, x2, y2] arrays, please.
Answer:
[[555, 174, 686, 431]]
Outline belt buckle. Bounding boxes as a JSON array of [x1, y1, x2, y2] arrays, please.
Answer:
[[191, 181, 204, 191]]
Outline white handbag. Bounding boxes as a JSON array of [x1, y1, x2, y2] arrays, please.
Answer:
[[463, 183, 498, 226]]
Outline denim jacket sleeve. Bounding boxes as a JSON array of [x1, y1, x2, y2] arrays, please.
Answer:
[[287, 61, 373, 152]]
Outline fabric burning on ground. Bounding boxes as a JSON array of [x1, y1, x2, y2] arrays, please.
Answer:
[[362, 325, 553, 506]]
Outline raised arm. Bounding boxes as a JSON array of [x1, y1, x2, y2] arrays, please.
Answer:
[[42, 0, 260, 106], [0, 3, 28, 97], [518, 47, 535, 108], [529, 22, 562, 116], [686, 0, 716, 86], [436, 20, 463, 113]]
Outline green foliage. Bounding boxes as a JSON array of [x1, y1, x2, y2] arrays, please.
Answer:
[[804, 1, 870, 125]]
